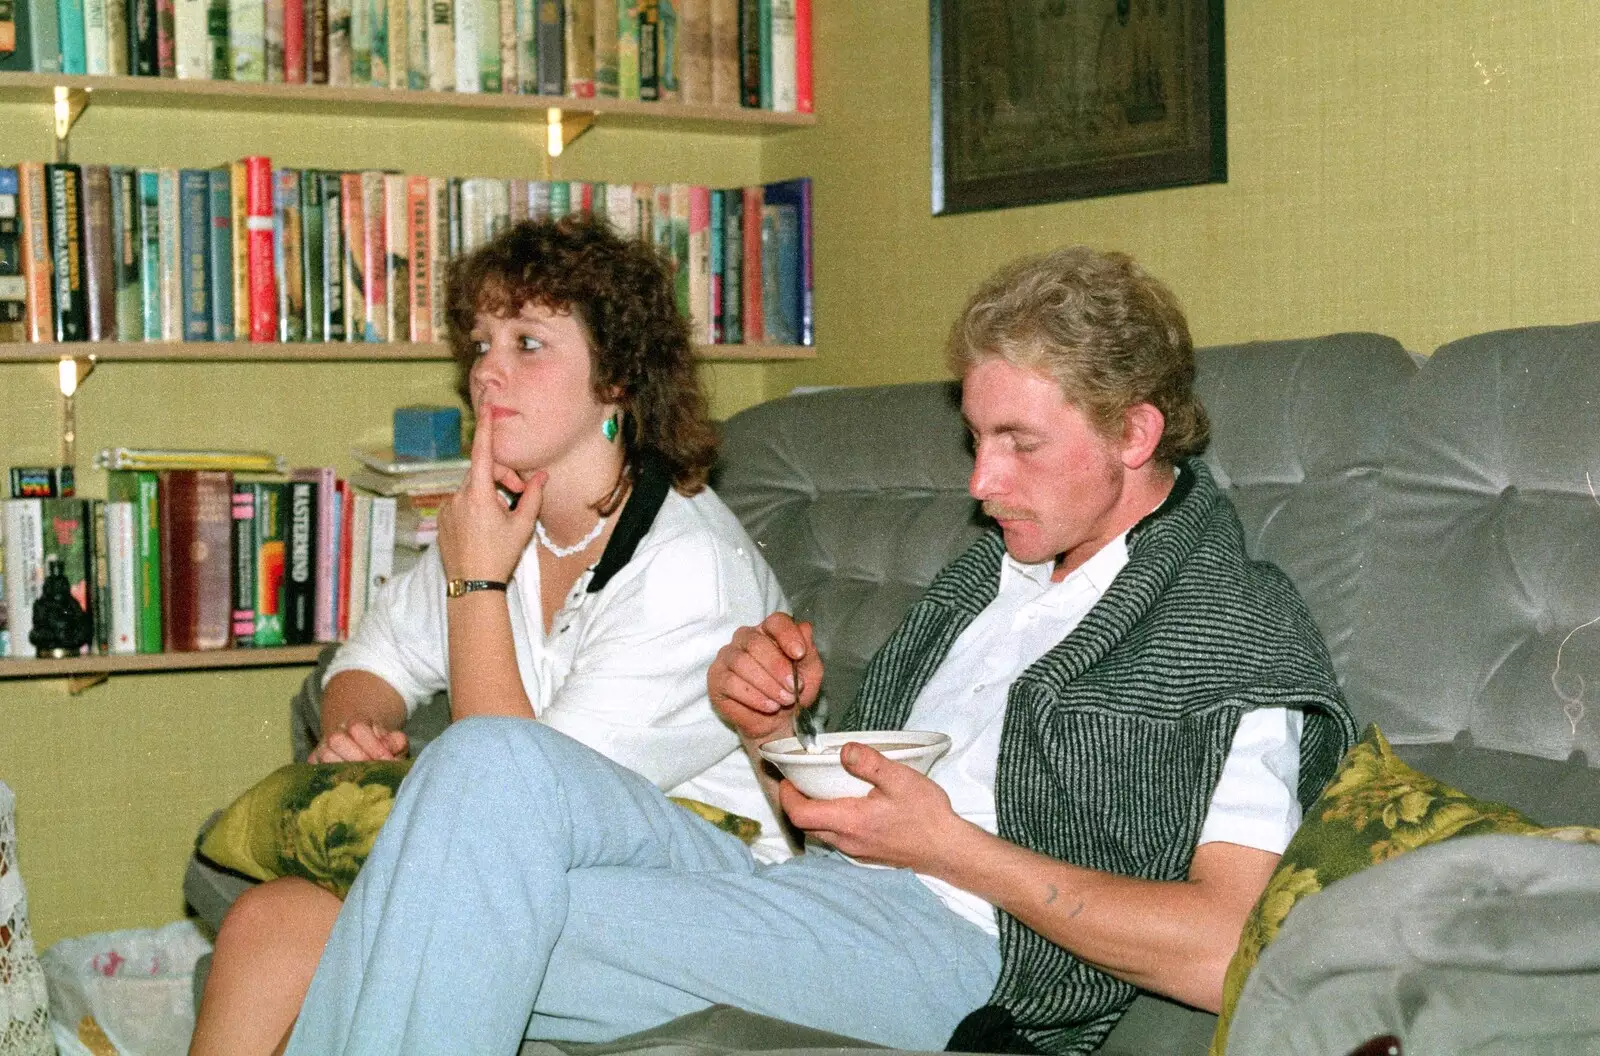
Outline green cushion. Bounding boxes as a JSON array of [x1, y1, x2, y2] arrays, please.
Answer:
[[1210, 724, 1600, 1055], [197, 759, 763, 900]]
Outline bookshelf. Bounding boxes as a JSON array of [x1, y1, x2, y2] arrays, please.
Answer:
[[0, 645, 326, 685], [0, 341, 816, 363]]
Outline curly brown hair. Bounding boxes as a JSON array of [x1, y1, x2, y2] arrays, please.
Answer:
[[946, 246, 1210, 465], [444, 214, 717, 497]]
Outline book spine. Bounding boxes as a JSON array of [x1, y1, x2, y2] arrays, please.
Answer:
[[57, 0, 86, 72], [110, 167, 144, 342], [720, 185, 741, 342], [40, 498, 92, 655], [296, 467, 334, 642], [360, 170, 387, 341], [791, 0, 806, 112], [616, 0, 637, 100], [231, 483, 255, 642], [326, 0, 347, 81], [83, 0, 107, 73], [179, 168, 212, 340], [494, 0, 511, 92], [563, 0, 591, 96], [768, 0, 791, 111], [244, 156, 276, 341], [471, 0, 496, 90], [346, 490, 371, 635], [382, 0, 404, 86], [0, 169, 20, 344], [228, 0, 263, 76], [347, 0, 365, 81], [403, 0, 423, 87], [513, 0, 532, 92], [320, 171, 345, 341], [668, 181, 688, 316], [307, 0, 327, 80], [158, 469, 234, 651], [534, 0, 559, 94], [273, 167, 305, 342], [383, 172, 407, 342], [755, 0, 768, 107], [16, 163, 52, 342], [281, 0, 304, 80], [451, 0, 475, 90], [594, 0, 617, 97], [155, 0, 174, 73], [406, 173, 430, 341], [229, 160, 250, 339], [631, 180, 652, 241], [760, 200, 798, 343], [156, 167, 181, 340], [252, 481, 286, 646], [740, 183, 761, 341], [263, 0, 281, 78], [366, 493, 396, 611], [735, 0, 756, 107], [425, 0, 449, 89], [636, 0, 655, 99], [547, 177, 569, 219], [707, 186, 722, 342], [174, 0, 207, 75], [207, 167, 234, 341], [105, 500, 137, 654], [128, 0, 156, 73], [80, 164, 114, 342], [0, 0, 22, 73], [45, 163, 87, 342], [205, 0, 227, 75], [335, 477, 352, 637], [339, 171, 364, 341], [427, 176, 448, 334], [104, 0, 129, 73], [136, 168, 161, 340], [89, 498, 109, 652], [28, 0, 61, 73], [678, 0, 707, 104], [300, 169, 324, 341], [106, 470, 161, 653], [1, 500, 42, 657]]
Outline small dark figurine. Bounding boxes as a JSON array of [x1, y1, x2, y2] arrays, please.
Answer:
[[30, 556, 92, 658]]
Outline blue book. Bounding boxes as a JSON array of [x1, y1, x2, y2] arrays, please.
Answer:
[[54, 0, 83, 71], [761, 177, 810, 344], [207, 168, 234, 341], [708, 187, 723, 344], [178, 169, 211, 341], [136, 168, 161, 341], [758, 201, 798, 345]]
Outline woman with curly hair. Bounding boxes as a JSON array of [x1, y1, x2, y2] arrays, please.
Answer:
[[190, 215, 787, 1056]]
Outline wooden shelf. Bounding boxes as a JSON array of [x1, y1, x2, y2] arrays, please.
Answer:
[[0, 340, 815, 363], [0, 71, 816, 132], [0, 644, 325, 680]]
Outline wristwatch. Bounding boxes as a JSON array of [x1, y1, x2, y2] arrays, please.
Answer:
[[445, 579, 510, 598]]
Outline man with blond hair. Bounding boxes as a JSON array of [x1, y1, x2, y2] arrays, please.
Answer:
[[287, 248, 1356, 1056]]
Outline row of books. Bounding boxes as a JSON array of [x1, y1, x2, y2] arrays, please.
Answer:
[[0, 0, 812, 111], [0, 469, 403, 659], [0, 161, 813, 348]]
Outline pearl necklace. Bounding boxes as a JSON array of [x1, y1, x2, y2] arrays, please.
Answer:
[[535, 516, 606, 558]]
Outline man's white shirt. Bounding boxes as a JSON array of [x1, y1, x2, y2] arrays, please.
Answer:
[[906, 531, 1303, 935]]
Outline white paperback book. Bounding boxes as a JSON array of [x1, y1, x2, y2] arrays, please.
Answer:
[[2, 500, 44, 659], [104, 501, 139, 655], [175, 0, 212, 78]]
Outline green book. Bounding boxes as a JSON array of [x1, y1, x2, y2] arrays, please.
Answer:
[[109, 166, 145, 342], [107, 470, 162, 654], [40, 498, 93, 655], [617, 0, 640, 100], [300, 170, 325, 343]]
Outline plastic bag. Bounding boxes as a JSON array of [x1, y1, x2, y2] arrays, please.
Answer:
[[41, 920, 213, 1056], [0, 780, 52, 1056]]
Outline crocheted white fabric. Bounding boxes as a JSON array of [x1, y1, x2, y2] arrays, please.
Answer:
[[0, 781, 51, 1056]]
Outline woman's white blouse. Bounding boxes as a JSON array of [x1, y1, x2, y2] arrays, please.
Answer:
[[324, 485, 793, 861]]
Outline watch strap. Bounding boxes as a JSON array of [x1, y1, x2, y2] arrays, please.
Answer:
[[446, 578, 510, 598]]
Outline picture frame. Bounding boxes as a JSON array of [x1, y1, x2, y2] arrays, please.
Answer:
[[930, 0, 1227, 215]]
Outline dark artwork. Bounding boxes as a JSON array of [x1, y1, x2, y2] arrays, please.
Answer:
[[30, 557, 92, 659], [931, 0, 1227, 214]]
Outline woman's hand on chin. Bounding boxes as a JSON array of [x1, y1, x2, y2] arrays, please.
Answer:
[[437, 410, 546, 582]]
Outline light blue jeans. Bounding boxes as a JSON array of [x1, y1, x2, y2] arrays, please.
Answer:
[[285, 717, 1002, 1056]]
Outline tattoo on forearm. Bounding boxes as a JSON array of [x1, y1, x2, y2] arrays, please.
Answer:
[[1044, 884, 1085, 917]]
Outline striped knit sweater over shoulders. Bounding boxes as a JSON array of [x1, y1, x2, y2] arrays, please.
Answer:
[[845, 458, 1358, 1055]]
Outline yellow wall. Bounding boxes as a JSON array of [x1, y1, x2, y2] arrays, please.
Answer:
[[7, 0, 1600, 945]]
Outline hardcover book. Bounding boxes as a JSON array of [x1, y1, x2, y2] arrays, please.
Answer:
[[739, 183, 761, 341], [719, 186, 741, 342], [304, 0, 325, 78], [1, 499, 43, 657], [263, 0, 282, 79], [299, 169, 324, 342], [157, 167, 181, 340], [768, 0, 792, 111], [402, 0, 423, 87], [346, 490, 371, 633], [471, 0, 496, 90], [228, 0, 264, 76], [89, 498, 109, 652], [273, 167, 305, 342], [616, 0, 638, 100], [334, 477, 352, 636], [427, 0, 451, 90], [735, 0, 757, 107], [762, 175, 810, 343], [136, 168, 162, 340], [179, 168, 212, 340], [244, 156, 276, 341], [0, 0, 32, 72], [687, 183, 709, 342], [251, 479, 287, 646], [229, 160, 250, 339], [282, 474, 315, 644], [0, 167, 23, 343], [207, 167, 235, 341], [326, 0, 347, 81], [347, 0, 366, 81], [16, 162, 51, 341], [44, 163, 87, 343], [106, 469, 161, 653], [104, 499, 137, 654], [57, 0, 87, 72], [291, 466, 336, 642], [339, 170, 364, 341], [158, 469, 234, 651], [80, 164, 115, 342], [759, 200, 797, 344], [320, 171, 345, 341], [231, 482, 255, 641], [83, 0, 108, 73], [26, 0, 60, 70], [281, 0, 305, 80], [677, 0, 707, 104], [512, 0, 533, 92], [205, 0, 227, 75], [110, 167, 144, 342], [563, 0, 591, 96], [636, 0, 656, 99], [534, 0, 559, 95], [383, 172, 408, 342], [405, 173, 430, 341], [128, 0, 157, 72], [426, 175, 447, 336], [495, 0, 511, 92], [360, 170, 388, 341], [594, 0, 618, 97], [156, 0, 176, 73], [451, 0, 475, 90], [104, 0, 128, 72], [791, 0, 807, 112]]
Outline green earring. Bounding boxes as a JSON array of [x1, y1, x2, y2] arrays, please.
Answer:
[[602, 414, 620, 442]]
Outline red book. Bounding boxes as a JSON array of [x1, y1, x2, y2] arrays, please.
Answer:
[[336, 477, 353, 637], [159, 470, 235, 652], [741, 184, 763, 343], [793, 0, 811, 113], [244, 156, 278, 342], [283, 0, 306, 81], [406, 175, 431, 342], [340, 172, 365, 341]]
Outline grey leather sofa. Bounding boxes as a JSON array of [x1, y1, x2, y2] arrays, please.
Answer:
[[186, 323, 1600, 1054]]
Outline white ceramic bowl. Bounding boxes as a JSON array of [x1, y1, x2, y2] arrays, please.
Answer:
[[757, 730, 952, 799]]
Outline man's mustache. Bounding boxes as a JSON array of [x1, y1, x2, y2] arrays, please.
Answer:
[[982, 504, 1030, 521]]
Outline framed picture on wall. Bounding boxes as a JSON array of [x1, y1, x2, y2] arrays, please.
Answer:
[[931, 0, 1227, 215]]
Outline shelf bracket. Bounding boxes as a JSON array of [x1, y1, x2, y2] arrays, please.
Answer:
[[66, 673, 110, 695], [52, 86, 91, 163], [58, 355, 95, 466], [545, 108, 596, 159]]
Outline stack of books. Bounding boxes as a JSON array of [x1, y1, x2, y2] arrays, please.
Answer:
[[349, 446, 466, 559], [0, 449, 397, 658], [0, 161, 813, 350], [0, 0, 813, 113]]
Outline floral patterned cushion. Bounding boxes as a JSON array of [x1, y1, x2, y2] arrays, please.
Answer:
[[196, 760, 762, 899], [1209, 724, 1600, 1055]]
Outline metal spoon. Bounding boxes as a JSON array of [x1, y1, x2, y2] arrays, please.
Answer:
[[792, 656, 823, 753]]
